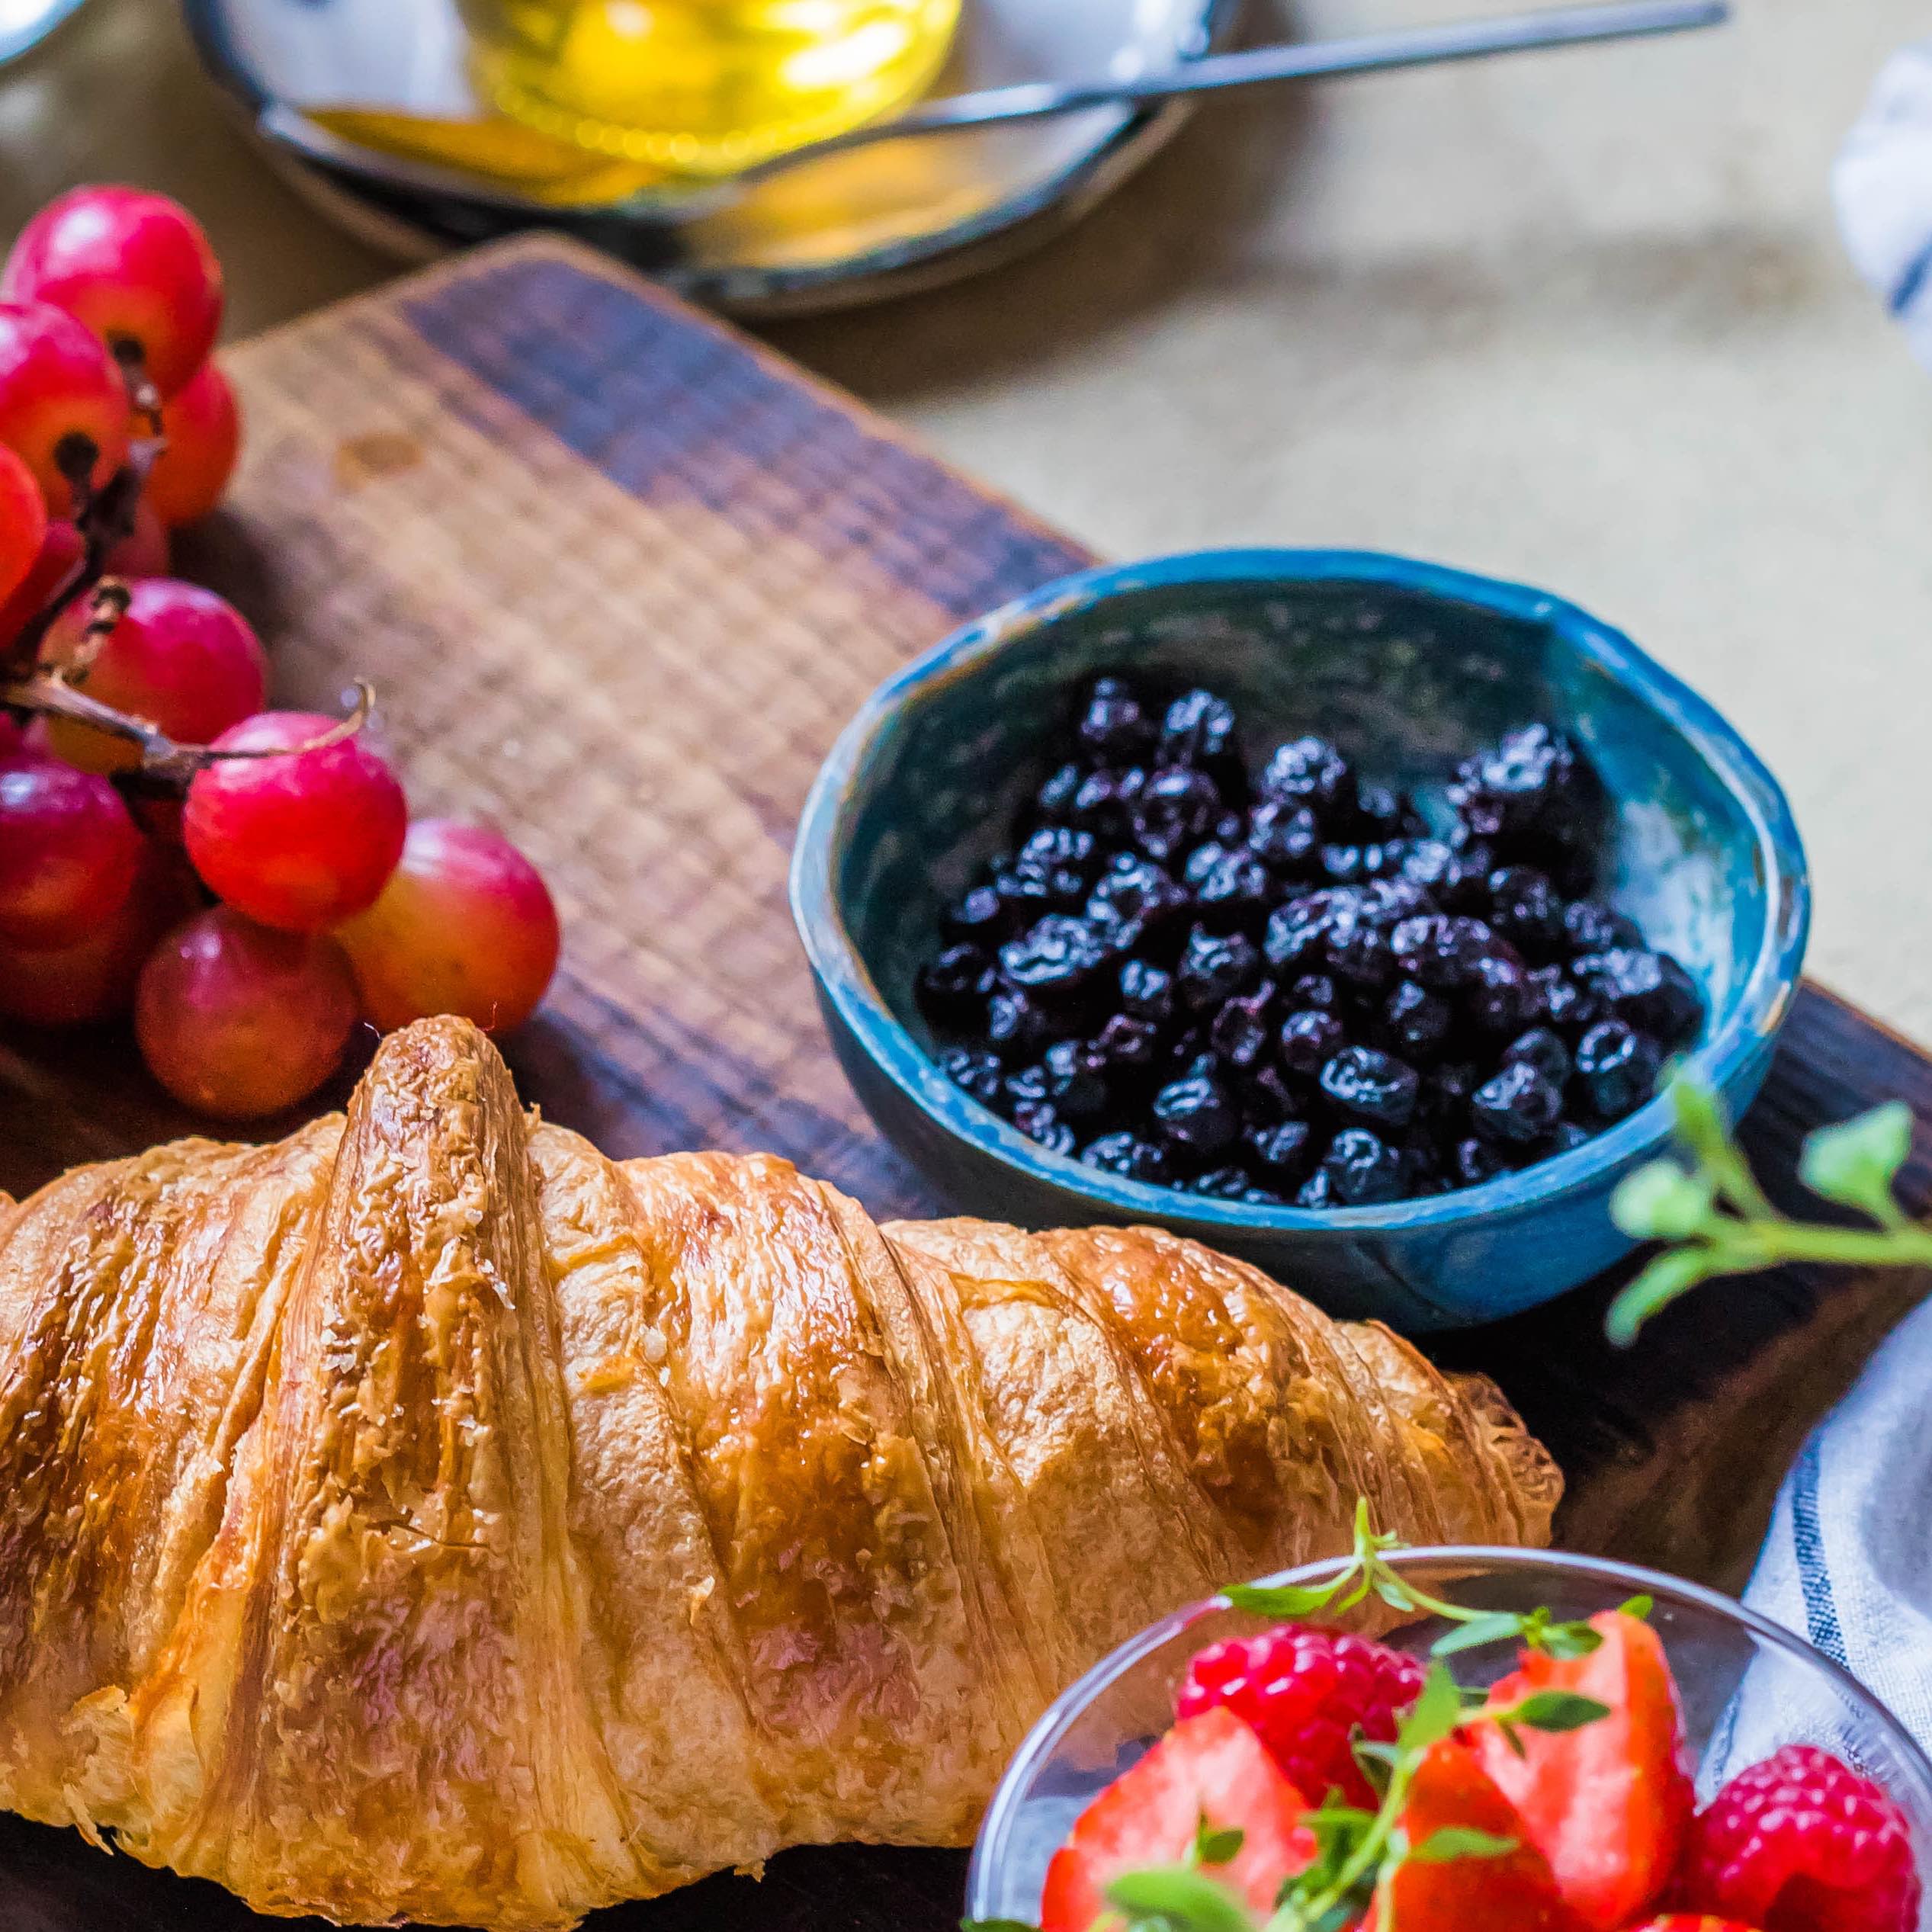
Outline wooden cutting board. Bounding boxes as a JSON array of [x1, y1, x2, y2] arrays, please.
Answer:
[[2, 235, 1928, 1930]]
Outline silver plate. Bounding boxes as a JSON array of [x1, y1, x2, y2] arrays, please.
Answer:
[[183, 0, 1239, 316]]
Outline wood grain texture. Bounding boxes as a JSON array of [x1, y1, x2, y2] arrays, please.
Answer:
[[1, 236, 1927, 1929]]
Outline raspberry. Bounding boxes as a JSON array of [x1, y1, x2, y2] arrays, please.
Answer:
[[1176, 1624, 1424, 1808], [1678, 1744, 1921, 1932]]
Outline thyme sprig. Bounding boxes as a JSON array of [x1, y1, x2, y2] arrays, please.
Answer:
[[1223, 1500, 1644, 1664], [1606, 1077, 1932, 1343]]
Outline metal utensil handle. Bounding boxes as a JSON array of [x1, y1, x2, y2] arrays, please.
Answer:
[[743, 0, 1728, 178]]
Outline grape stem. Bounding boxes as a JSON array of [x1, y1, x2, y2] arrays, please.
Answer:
[[0, 342, 381, 785]]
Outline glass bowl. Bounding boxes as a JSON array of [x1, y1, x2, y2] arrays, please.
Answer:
[[965, 1546, 1932, 1928]]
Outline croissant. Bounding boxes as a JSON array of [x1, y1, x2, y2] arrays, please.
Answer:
[[0, 1016, 1558, 1929]]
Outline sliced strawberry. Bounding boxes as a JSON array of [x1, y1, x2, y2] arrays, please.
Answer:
[[1364, 1736, 1586, 1932], [1038, 1707, 1315, 1932], [1471, 1609, 1694, 1930]]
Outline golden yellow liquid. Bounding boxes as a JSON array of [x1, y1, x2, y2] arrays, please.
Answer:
[[459, 0, 964, 175]]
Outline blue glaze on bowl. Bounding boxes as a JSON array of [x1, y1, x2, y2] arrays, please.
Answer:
[[791, 550, 1811, 1329]]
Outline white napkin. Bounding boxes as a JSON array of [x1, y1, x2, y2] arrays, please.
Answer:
[[1836, 39, 1932, 371], [1736, 1292, 1932, 1760]]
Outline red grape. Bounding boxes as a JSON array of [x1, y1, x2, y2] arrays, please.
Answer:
[[0, 843, 199, 1026], [183, 711, 407, 931], [0, 441, 47, 607], [109, 499, 171, 576], [2, 188, 223, 399], [0, 300, 130, 513], [146, 359, 239, 526], [0, 515, 79, 642], [41, 576, 267, 773], [134, 906, 359, 1118], [0, 755, 141, 949], [339, 820, 560, 1035]]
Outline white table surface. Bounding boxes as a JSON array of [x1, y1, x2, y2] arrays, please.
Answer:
[[5, 0, 1928, 1041]]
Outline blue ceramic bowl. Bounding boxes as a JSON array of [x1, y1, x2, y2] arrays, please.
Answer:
[[791, 550, 1810, 1329]]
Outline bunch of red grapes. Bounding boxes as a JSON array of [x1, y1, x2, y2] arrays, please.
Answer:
[[0, 187, 560, 1120]]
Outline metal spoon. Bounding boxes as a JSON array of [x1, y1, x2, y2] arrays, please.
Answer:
[[263, 0, 1730, 216]]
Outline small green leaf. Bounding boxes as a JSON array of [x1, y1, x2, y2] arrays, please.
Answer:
[[1410, 1826, 1519, 1863], [1224, 1578, 1346, 1619], [1535, 1620, 1606, 1661], [1193, 1814, 1245, 1868], [1800, 1103, 1913, 1225], [1107, 1865, 1262, 1932], [1398, 1664, 1466, 1754], [1498, 1717, 1527, 1759], [1351, 1735, 1398, 1798], [1610, 1161, 1717, 1241], [1617, 1594, 1654, 1621], [1429, 1610, 1525, 1658], [1605, 1247, 1724, 1346], [1670, 1077, 1734, 1167], [1373, 1577, 1416, 1612], [1513, 1691, 1611, 1733]]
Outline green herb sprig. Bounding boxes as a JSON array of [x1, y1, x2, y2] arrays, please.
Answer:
[[1221, 1500, 1648, 1665], [1606, 1077, 1932, 1343]]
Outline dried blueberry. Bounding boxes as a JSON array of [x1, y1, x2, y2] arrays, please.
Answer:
[[1488, 866, 1565, 957], [1118, 958, 1175, 1025], [1452, 1135, 1510, 1188], [1093, 1012, 1160, 1070], [998, 915, 1111, 999], [1289, 972, 1340, 1012], [1449, 722, 1596, 844], [1571, 949, 1702, 1048], [1320, 1045, 1422, 1129], [1259, 735, 1353, 817], [1176, 926, 1260, 1010], [1503, 1026, 1573, 1088], [1190, 1166, 1253, 1199], [1089, 857, 1189, 936], [941, 884, 1008, 944], [1296, 1168, 1341, 1210], [1210, 987, 1276, 1069], [1465, 953, 1528, 1034], [1160, 688, 1242, 785], [1398, 839, 1491, 910], [1246, 1118, 1314, 1179], [1134, 766, 1223, 861], [1523, 964, 1603, 1036], [1011, 1101, 1078, 1157], [1080, 1131, 1172, 1185], [1237, 1064, 1302, 1124], [1471, 1061, 1565, 1146], [986, 990, 1048, 1061], [1188, 843, 1275, 928], [1320, 1128, 1405, 1205], [1550, 1120, 1590, 1153], [1279, 1008, 1346, 1075], [1019, 824, 1099, 878], [1390, 914, 1499, 991], [916, 943, 994, 1025], [1070, 765, 1147, 839], [1355, 784, 1409, 841], [1321, 843, 1391, 887], [1562, 898, 1641, 957], [1076, 676, 1154, 764], [1247, 799, 1321, 875], [940, 1047, 1004, 1109], [1152, 1073, 1240, 1157], [1003, 1062, 1051, 1109], [1423, 1061, 1481, 1131], [1573, 1018, 1663, 1121], [1034, 761, 1083, 820], [1043, 1039, 1109, 1122], [1382, 980, 1452, 1060], [1328, 915, 1394, 990]]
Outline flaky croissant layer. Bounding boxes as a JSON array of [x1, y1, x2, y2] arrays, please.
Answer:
[[0, 1019, 1558, 1929]]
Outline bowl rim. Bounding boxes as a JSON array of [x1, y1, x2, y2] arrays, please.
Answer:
[[964, 1544, 1932, 1917], [790, 547, 1812, 1237]]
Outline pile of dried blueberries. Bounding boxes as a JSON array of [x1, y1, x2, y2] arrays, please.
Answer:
[[916, 673, 1701, 1208]]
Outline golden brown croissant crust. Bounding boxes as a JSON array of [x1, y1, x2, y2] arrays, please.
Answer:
[[0, 1018, 1559, 1930]]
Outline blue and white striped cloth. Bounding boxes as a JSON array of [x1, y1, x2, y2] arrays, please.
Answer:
[[1837, 37, 1932, 370], [1733, 1295, 1932, 1767]]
